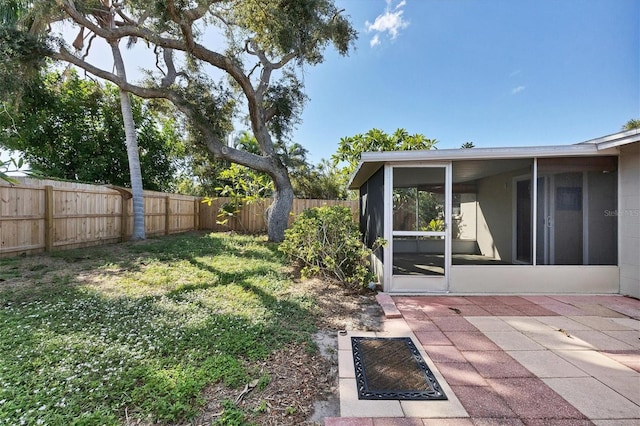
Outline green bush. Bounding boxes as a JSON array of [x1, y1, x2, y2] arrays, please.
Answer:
[[279, 205, 383, 289]]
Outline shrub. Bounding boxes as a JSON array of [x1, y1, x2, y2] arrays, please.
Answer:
[[279, 205, 383, 289]]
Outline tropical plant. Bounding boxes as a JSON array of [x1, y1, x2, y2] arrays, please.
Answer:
[[333, 128, 438, 176], [623, 118, 640, 130], [423, 218, 445, 232], [0, 157, 21, 184], [214, 162, 274, 229], [292, 159, 348, 199]]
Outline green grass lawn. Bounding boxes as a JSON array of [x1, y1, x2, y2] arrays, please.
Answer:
[[0, 233, 318, 425]]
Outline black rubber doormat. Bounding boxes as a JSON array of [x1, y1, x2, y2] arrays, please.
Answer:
[[351, 336, 447, 400]]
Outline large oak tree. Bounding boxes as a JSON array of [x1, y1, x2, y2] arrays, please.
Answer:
[[4, 0, 356, 242]]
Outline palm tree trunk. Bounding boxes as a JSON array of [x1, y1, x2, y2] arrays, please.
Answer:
[[110, 40, 145, 240]]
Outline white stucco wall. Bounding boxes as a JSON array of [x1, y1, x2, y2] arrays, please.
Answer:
[[455, 194, 477, 240], [449, 265, 619, 294], [475, 169, 528, 263], [618, 143, 640, 298]]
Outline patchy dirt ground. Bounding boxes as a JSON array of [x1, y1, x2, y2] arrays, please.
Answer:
[[191, 278, 383, 426]]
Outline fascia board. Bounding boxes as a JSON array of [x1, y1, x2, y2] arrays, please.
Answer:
[[347, 161, 383, 190], [591, 130, 640, 150], [359, 144, 601, 163], [348, 130, 639, 189]]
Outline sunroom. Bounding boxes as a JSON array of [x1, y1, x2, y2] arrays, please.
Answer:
[[349, 130, 640, 296]]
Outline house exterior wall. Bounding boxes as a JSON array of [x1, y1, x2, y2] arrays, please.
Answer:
[[475, 169, 528, 263], [449, 265, 619, 294], [456, 194, 477, 240], [360, 167, 385, 284], [476, 174, 509, 261], [618, 143, 640, 298]]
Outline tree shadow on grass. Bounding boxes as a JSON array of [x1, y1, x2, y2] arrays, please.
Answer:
[[0, 232, 318, 423], [178, 257, 316, 333], [0, 272, 314, 424], [9, 233, 285, 303], [57, 232, 287, 277]]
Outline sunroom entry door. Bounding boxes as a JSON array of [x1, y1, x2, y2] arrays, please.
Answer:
[[390, 165, 450, 293]]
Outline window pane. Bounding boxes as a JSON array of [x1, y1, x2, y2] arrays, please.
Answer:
[[393, 168, 445, 232], [393, 236, 445, 275]]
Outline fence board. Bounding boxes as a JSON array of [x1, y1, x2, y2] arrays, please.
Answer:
[[1, 177, 358, 257]]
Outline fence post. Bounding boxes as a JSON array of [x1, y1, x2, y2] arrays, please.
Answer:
[[44, 185, 54, 252], [165, 196, 171, 235], [120, 198, 128, 242], [194, 199, 200, 231]]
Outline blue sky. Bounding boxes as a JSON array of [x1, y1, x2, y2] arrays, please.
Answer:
[[2, 0, 638, 168], [294, 0, 639, 163]]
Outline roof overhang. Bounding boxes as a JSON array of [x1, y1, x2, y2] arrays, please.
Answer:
[[348, 130, 639, 190], [580, 128, 640, 150]]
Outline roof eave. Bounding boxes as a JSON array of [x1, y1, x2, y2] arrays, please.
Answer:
[[348, 144, 604, 189], [347, 129, 640, 190], [584, 128, 640, 150]]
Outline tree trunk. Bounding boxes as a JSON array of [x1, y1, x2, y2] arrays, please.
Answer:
[[267, 168, 294, 243], [110, 40, 145, 240]]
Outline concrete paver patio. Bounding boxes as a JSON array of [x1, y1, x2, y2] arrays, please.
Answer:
[[325, 295, 640, 425]]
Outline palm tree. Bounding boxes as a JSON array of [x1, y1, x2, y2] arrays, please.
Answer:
[[3, 1, 146, 240], [85, 1, 145, 240], [109, 40, 146, 240], [623, 118, 640, 131]]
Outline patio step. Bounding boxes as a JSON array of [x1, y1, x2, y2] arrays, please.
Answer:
[[375, 292, 402, 319]]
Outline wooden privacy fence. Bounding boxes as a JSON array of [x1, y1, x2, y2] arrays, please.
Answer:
[[199, 197, 359, 232], [0, 177, 358, 257]]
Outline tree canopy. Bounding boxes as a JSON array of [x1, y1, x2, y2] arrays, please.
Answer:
[[0, 69, 183, 191], [1, 0, 357, 241], [185, 131, 347, 200], [333, 128, 438, 176], [623, 118, 640, 130]]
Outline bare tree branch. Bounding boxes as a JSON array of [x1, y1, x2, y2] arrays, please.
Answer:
[[161, 48, 178, 87], [264, 106, 277, 123], [113, 6, 136, 25], [50, 47, 273, 173], [54, 1, 260, 108], [246, 39, 296, 99], [154, 45, 165, 76], [81, 33, 97, 61], [247, 62, 260, 79]]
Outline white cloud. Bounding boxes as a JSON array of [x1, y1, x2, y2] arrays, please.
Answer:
[[365, 0, 410, 47], [370, 34, 381, 47], [511, 86, 526, 94]]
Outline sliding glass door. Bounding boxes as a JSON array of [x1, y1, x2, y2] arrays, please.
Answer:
[[514, 157, 618, 266]]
